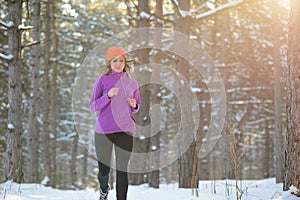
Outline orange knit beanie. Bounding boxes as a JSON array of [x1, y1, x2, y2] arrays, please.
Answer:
[[106, 46, 127, 61]]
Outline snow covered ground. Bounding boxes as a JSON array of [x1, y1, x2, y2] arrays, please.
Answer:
[[0, 178, 299, 200]]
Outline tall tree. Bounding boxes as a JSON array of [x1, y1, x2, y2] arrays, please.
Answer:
[[271, 0, 284, 183], [174, 0, 198, 188], [284, 0, 300, 194], [28, 0, 41, 183], [42, 0, 53, 186], [130, 0, 151, 185], [49, 0, 59, 186], [148, 0, 163, 188], [5, 0, 23, 182]]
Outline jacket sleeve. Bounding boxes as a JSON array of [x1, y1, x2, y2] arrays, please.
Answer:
[[131, 80, 141, 114], [89, 76, 111, 112]]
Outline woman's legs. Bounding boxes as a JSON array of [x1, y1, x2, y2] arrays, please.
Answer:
[[95, 132, 133, 200], [95, 133, 113, 192], [113, 133, 133, 200]]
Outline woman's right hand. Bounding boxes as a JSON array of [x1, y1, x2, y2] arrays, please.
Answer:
[[108, 88, 119, 98]]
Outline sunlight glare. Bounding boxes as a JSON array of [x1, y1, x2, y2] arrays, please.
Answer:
[[280, 0, 290, 10]]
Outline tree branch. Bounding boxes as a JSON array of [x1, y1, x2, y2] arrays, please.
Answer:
[[193, 0, 245, 20], [0, 19, 14, 28], [22, 40, 41, 49], [0, 52, 14, 61], [18, 24, 34, 31]]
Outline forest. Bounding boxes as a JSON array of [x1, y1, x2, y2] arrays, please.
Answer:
[[0, 0, 300, 198]]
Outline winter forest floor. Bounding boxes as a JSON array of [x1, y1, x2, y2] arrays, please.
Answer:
[[1, 178, 299, 200]]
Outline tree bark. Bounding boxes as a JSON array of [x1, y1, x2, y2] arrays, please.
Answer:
[[28, 0, 41, 183], [148, 0, 162, 189], [284, 0, 300, 194], [271, 0, 284, 183], [49, 1, 59, 186], [42, 0, 52, 186], [264, 120, 271, 178], [130, 0, 151, 185], [71, 133, 79, 186], [5, 0, 23, 183], [174, 0, 198, 188]]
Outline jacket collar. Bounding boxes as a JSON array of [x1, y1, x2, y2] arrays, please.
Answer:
[[111, 71, 126, 77]]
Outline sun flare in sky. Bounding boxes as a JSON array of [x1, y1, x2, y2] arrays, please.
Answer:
[[280, 0, 290, 10]]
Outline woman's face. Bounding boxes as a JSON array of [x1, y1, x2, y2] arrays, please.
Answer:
[[110, 57, 125, 73]]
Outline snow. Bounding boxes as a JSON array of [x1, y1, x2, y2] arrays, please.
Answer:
[[140, 11, 151, 19], [191, 87, 203, 93], [18, 24, 34, 30], [7, 123, 14, 130], [139, 135, 146, 140], [0, 20, 14, 28], [195, 0, 244, 19], [288, 186, 299, 196], [67, 132, 77, 138], [41, 177, 49, 185], [151, 145, 157, 150], [1, 178, 298, 200], [179, 10, 191, 18], [0, 53, 14, 61]]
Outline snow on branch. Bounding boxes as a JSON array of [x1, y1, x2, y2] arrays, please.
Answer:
[[22, 40, 41, 49], [0, 19, 14, 28], [140, 11, 151, 20], [171, 0, 179, 6], [0, 52, 14, 61], [18, 24, 34, 31], [8, 123, 15, 130], [194, 0, 244, 19], [179, 10, 191, 18]]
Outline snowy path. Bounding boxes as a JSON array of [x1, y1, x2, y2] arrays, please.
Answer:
[[0, 178, 296, 200]]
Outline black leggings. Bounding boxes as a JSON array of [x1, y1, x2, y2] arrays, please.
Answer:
[[95, 132, 133, 200]]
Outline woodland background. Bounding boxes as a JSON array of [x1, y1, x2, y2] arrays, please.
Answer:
[[1, 0, 299, 193]]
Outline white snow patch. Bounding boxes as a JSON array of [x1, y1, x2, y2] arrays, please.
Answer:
[[7, 123, 15, 130], [195, 0, 244, 19], [18, 24, 34, 30], [0, 53, 14, 60], [139, 135, 146, 140], [191, 87, 203, 93], [289, 185, 299, 195], [179, 10, 191, 17], [281, 185, 300, 200], [140, 11, 151, 19], [0, 20, 14, 27], [0, 178, 287, 200], [67, 132, 77, 138], [41, 176, 49, 185], [151, 145, 157, 151]]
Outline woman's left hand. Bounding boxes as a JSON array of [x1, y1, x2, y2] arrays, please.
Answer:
[[128, 98, 137, 108]]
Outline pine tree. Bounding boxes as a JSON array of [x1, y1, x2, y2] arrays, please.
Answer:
[[284, 0, 300, 194], [5, 0, 23, 182]]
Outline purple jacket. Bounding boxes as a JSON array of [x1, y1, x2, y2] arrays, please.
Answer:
[[90, 71, 140, 134]]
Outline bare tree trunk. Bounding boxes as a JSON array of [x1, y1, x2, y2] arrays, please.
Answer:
[[264, 120, 271, 178], [148, 0, 162, 189], [271, 0, 284, 183], [284, 0, 300, 194], [174, 0, 197, 188], [49, 1, 58, 186], [5, 0, 24, 183], [42, 0, 52, 186], [130, 0, 151, 185], [70, 133, 79, 186], [28, 0, 41, 183]]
